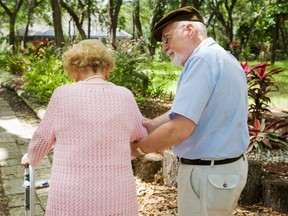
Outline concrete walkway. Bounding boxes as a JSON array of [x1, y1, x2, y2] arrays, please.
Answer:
[[0, 96, 50, 216]]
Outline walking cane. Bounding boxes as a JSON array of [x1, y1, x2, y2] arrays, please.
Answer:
[[23, 165, 35, 216]]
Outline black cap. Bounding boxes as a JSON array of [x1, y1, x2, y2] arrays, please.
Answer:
[[153, 6, 204, 42]]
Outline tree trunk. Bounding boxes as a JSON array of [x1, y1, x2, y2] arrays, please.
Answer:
[[270, 14, 280, 64], [147, 0, 166, 56], [59, 0, 86, 39], [23, 0, 44, 48], [109, 0, 123, 49], [0, 0, 24, 52], [50, 0, 65, 47], [87, 0, 91, 38], [279, 16, 287, 56], [208, 0, 236, 51], [133, 0, 142, 40], [9, 16, 16, 50]]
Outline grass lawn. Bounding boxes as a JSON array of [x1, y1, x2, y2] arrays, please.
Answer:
[[147, 60, 288, 111]]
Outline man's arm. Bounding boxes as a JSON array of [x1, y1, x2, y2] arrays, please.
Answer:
[[132, 114, 196, 156], [143, 111, 170, 134]]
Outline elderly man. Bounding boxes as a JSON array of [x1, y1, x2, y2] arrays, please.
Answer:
[[132, 6, 249, 216]]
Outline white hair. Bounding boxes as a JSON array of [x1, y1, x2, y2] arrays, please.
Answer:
[[178, 20, 207, 35]]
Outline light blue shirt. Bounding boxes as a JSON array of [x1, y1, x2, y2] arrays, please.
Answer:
[[170, 37, 249, 159]]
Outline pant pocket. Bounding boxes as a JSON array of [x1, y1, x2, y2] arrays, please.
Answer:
[[190, 168, 200, 199], [207, 174, 242, 211]]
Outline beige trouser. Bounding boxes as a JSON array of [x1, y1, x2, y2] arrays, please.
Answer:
[[177, 155, 248, 216]]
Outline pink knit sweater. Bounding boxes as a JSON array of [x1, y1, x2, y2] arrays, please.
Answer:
[[28, 81, 147, 216]]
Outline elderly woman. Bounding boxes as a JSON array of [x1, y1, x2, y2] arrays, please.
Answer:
[[21, 39, 147, 215]]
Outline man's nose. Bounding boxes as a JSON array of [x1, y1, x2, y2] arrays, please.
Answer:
[[162, 43, 169, 52]]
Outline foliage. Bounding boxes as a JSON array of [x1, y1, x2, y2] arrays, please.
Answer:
[[110, 39, 153, 98], [0, 40, 13, 69], [241, 61, 283, 120], [4, 53, 30, 76], [0, 40, 29, 76], [248, 116, 288, 152], [23, 40, 69, 103], [149, 81, 169, 98], [243, 60, 288, 152]]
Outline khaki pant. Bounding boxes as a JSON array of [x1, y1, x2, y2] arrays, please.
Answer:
[[178, 155, 248, 216]]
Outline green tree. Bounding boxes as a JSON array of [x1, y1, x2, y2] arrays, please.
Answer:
[[22, 0, 45, 48], [108, 0, 123, 49], [147, 0, 166, 56], [269, 0, 287, 63], [59, 0, 87, 39], [0, 0, 24, 51], [133, 0, 142, 40], [50, 0, 65, 47]]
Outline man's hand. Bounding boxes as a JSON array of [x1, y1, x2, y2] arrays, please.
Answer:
[[21, 153, 29, 168], [130, 141, 142, 158]]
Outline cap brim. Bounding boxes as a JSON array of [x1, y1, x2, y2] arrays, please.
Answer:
[[152, 6, 204, 42]]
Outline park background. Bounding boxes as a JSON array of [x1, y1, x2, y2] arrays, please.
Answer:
[[0, 0, 288, 215]]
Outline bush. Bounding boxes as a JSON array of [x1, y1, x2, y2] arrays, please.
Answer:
[[241, 61, 283, 121], [5, 53, 30, 76], [241, 61, 288, 152], [110, 39, 153, 98], [249, 117, 288, 152], [0, 41, 14, 72], [0, 40, 30, 76], [24, 42, 70, 103]]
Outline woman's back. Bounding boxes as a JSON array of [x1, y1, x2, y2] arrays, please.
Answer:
[[29, 81, 146, 216]]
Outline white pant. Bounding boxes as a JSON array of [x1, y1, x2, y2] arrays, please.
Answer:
[[178, 155, 248, 216]]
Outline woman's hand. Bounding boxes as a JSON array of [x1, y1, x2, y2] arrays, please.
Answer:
[[21, 153, 29, 168], [143, 118, 157, 134]]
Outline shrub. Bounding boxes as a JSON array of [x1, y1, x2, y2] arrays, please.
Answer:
[[24, 42, 69, 103], [241, 61, 283, 121], [5, 53, 30, 76], [110, 39, 153, 98], [0, 41, 14, 72], [248, 116, 288, 152]]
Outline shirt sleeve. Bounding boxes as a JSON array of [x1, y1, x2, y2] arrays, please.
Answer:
[[27, 89, 59, 167], [170, 56, 216, 124]]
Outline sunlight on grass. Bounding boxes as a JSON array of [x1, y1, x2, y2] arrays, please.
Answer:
[[266, 62, 288, 110], [145, 61, 181, 95], [270, 96, 288, 111]]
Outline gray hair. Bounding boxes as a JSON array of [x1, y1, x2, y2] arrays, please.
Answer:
[[178, 20, 207, 35]]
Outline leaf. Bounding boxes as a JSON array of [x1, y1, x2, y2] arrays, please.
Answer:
[[260, 118, 266, 132], [265, 119, 284, 131], [247, 142, 255, 153], [240, 61, 249, 74], [262, 137, 272, 148], [253, 116, 260, 130], [264, 134, 288, 145], [249, 63, 269, 73], [265, 68, 283, 77], [275, 121, 288, 131]]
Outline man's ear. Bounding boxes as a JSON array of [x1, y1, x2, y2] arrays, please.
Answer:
[[185, 23, 195, 38]]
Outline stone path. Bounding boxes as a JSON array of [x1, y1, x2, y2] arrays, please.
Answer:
[[0, 97, 50, 216]]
